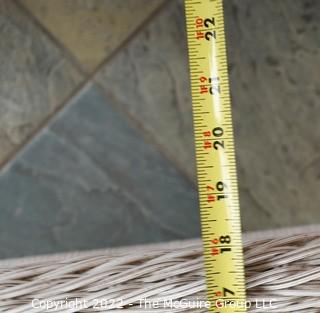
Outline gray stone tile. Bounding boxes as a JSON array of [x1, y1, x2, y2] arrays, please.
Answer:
[[224, 0, 320, 230], [0, 84, 199, 259], [95, 0, 196, 182], [0, 1, 84, 164], [96, 0, 320, 231]]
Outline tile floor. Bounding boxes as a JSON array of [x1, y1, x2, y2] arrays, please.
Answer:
[[0, 0, 319, 259]]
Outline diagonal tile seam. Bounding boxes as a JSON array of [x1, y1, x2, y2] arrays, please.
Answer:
[[0, 4, 90, 171], [82, 0, 172, 78], [93, 80, 197, 188], [0, 0, 170, 170], [15, 0, 171, 77], [1, 74, 196, 188], [88, 0, 172, 78], [13, 0, 87, 77], [0, 82, 87, 171], [3, 0, 196, 188]]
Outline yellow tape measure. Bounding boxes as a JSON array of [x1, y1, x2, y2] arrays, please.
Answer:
[[185, 0, 247, 312]]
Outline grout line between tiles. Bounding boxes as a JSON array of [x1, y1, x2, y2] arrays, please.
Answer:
[[15, 0, 172, 77], [0, 80, 92, 171], [14, 0, 88, 76], [85, 0, 172, 76], [1, 0, 170, 170], [4, 0, 195, 188], [94, 80, 197, 189], [90, 0, 197, 187]]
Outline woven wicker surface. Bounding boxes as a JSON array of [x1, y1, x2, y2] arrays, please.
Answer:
[[0, 225, 319, 312]]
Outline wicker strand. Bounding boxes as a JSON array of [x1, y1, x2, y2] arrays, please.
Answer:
[[0, 232, 319, 312]]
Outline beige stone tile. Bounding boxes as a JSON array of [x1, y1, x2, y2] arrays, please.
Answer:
[[0, 1, 84, 165], [20, 0, 165, 72]]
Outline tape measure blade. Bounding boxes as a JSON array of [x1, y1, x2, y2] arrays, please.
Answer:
[[185, 0, 247, 312]]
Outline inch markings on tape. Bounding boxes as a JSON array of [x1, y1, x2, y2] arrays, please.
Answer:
[[184, 0, 247, 312]]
